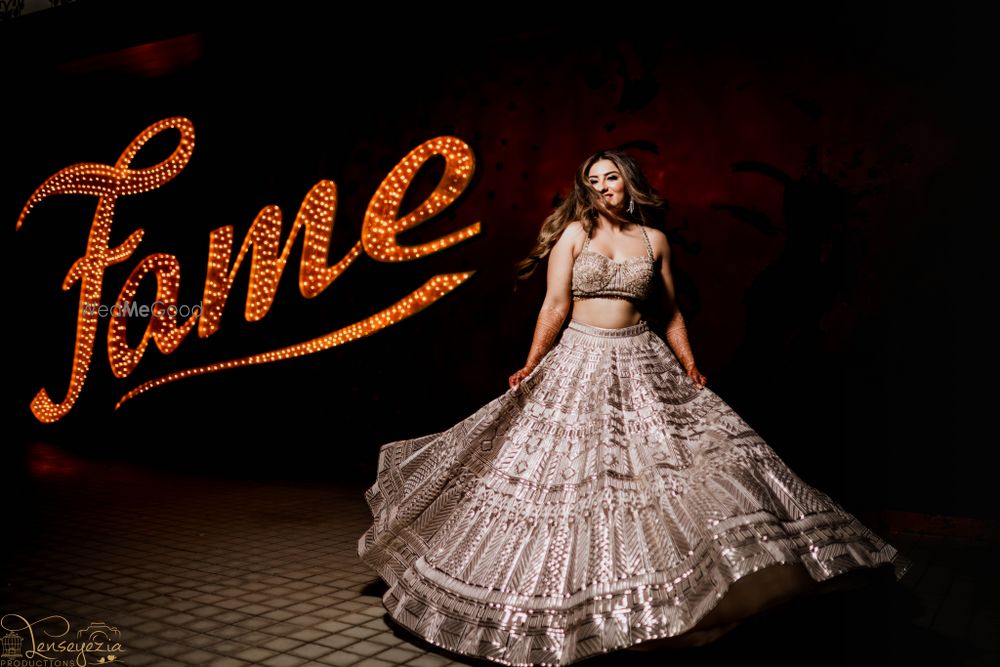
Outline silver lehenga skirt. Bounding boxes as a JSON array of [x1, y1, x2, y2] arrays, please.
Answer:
[[358, 318, 912, 666]]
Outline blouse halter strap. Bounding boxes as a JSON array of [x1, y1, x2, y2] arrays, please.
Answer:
[[639, 223, 653, 259]]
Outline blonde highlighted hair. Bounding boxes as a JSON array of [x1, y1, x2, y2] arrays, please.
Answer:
[[514, 148, 666, 284]]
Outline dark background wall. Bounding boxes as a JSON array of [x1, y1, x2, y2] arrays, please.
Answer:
[[3, 3, 988, 520]]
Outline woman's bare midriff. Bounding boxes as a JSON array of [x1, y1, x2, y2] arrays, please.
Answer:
[[571, 297, 644, 329]]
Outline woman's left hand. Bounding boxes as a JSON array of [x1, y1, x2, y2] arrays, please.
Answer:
[[687, 366, 707, 390]]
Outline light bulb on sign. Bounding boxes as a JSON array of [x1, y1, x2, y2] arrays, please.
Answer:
[[16, 117, 481, 423]]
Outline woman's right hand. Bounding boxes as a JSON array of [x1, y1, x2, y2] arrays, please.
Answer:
[[508, 366, 533, 389]]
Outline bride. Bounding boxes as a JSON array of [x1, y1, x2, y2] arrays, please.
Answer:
[[358, 148, 911, 666]]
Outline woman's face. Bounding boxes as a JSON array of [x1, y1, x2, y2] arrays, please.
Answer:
[[588, 159, 626, 207]]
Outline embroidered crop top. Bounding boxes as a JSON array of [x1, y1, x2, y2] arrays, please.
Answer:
[[571, 224, 656, 302]]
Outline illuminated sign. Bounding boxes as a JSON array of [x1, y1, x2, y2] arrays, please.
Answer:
[[16, 116, 481, 423]]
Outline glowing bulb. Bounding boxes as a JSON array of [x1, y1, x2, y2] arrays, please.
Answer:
[[16, 117, 482, 422]]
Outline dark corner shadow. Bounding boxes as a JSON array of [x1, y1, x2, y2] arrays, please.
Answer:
[[360, 578, 389, 598], [625, 571, 965, 667], [372, 568, 966, 667]]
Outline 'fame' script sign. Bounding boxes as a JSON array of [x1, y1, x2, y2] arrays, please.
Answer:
[[16, 117, 481, 423]]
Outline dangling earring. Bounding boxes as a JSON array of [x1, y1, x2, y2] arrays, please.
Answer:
[[628, 197, 635, 214]]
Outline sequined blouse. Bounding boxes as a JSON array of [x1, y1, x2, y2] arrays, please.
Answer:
[[571, 224, 656, 302]]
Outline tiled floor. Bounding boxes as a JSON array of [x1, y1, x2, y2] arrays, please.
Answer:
[[3, 449, 996, 667]]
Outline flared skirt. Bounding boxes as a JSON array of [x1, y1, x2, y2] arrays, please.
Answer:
[[357, 318, 911, 666]]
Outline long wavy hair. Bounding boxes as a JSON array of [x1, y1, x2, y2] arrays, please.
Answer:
[[513, 148, 666, 285]]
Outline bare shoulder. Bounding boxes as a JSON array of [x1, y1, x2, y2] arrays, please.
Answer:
[[644, 225, 667, 247], [643, 226, 670, 260], [557, 220, 588, 249], [563, 219, 586, 239]]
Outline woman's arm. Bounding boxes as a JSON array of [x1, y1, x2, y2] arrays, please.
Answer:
[[653, 229, 707, 388], [509, 223, 581, 388]]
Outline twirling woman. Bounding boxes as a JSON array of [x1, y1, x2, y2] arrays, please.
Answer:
[[358, 148, 910, 666]]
